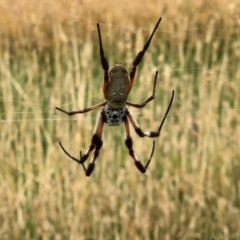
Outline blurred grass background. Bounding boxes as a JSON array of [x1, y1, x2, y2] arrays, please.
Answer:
[[0, 0, 240, 239]]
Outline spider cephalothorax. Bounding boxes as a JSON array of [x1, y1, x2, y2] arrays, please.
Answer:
[[56, 17, 174, 176], [103, 104, 126, 126]]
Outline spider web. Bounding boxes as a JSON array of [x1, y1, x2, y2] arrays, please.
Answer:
[[0, 0, 239, 125]]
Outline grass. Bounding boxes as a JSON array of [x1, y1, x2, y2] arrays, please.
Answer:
[[0, 0, 240, 239]]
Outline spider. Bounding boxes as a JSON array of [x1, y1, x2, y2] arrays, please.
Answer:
[[56, 17, 174, 177]]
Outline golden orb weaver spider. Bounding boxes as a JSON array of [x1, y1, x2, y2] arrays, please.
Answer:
[[56, 17, 174, 176]]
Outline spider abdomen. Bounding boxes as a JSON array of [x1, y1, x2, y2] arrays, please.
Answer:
[[107, 63, 129, 109], [103, 104, 126, 126]]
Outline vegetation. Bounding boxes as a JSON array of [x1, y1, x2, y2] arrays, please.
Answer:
[[0, 0, 240, 239]]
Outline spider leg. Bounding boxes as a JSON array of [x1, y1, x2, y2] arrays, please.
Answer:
[[97, 23, 109, 99], [128, 17, 162, 93], [124, 116, 155, 173], [55, 101, 106, 116], [59, 142, 87, 172], [59, 112, 105, 177], [127, 90, 174, 137], [126, 71, 158, 108]]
